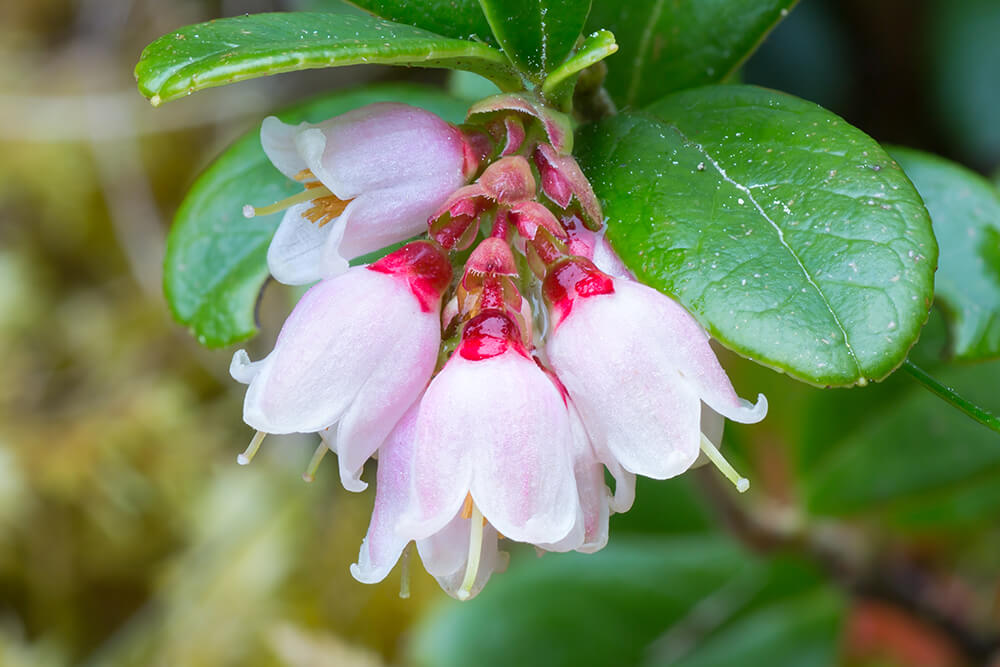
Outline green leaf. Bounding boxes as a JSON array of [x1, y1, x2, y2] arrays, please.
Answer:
[[890, 147, 1000, 360], [540, 29, 618, 108], [164, 84, 469, 347], [135, 12, 519, 105], [345, 0, 495, 44], [801, 359, 1000, 529], [410, 537, 843, 667], [478, 0, 592, 82], [575, 85, 936, 386], [587, 0, 797, 108]]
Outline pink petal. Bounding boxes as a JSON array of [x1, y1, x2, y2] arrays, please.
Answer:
[[240, 268, 439, 437], [350, 405, 418, 583], [323, 181, 456, 271], [547, 290, 705, 480], [613, 280, 767, 424], [459, 353, 579, 544], [305, 103, 465, 198]]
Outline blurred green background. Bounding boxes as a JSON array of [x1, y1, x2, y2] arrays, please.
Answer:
[[1, 1, 999, 665]]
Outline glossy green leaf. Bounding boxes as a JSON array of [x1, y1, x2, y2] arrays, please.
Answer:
[[345, 0, 495, 43], [541, 29, 618, 108], [164, 84, 468, 347], [587, 0, 797, 108], [575, 85, 936, 386], [410, 537, 843, 667], [135, 12, 519, 105], [478, 0, 592, 82], [801, 359, 1000, 529], [890, 147, 1000, 360]]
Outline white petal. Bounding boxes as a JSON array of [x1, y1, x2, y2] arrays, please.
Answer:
[[241, 268, 438, 436], [266, 202, 335, 285], [349, 405, 418, 583], [260, 116, 308, 180], [460, 353, 579, 544], [430, 523, 501, 601], [616, 280, 768, 424], [230, 349, 265, 385], [547, 290, 704, 480], [415, 511, 473, 578], [332, 320, 438, 492]]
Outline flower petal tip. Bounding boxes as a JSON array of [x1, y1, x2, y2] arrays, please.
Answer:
[[737, 393, 769, 424], [229, 349, 259, 384]]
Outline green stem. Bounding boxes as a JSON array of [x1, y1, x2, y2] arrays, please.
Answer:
[[902, 360, 1000, 434]]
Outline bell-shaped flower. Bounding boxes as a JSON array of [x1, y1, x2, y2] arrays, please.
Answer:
[[544, 258, 767, 483], [351, 404, 504, 601], [230, 241, 452, 492], [248, 103, 471, 284], [398, 310, 581, 567], [539, 395, 636, 554]]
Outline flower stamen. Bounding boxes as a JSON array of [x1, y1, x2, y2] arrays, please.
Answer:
[[302, 195, 351, 227], [699, 432, 750, 492], [301, 441, 329, 482], [399, 544, 412, 599], [237, 430, 267, 465], [457, 502, 485, 601], [242, 186, 332, 218]]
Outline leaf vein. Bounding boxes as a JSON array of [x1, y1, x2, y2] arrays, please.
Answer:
[[667, 123, 864, 379]]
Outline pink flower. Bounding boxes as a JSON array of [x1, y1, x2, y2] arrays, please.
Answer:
[[351, 405, 505, 601], [398, 310, 581, 565], [540, 398, 635, 554], [230, 241, 452, 491], [247, 103, 471, 285], [544, 258, 767, 483]]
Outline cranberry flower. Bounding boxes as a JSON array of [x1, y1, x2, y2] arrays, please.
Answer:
[[223, 92, 768, 601], [244, 103, 472, 285], [351, 405, 505, 601], [543, 257, 767, 486], [230, 241, 452, 491]]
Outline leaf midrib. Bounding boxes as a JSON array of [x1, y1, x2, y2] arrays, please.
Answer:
[[666, 122, 864, 379]]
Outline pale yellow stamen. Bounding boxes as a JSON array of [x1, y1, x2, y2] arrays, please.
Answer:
[[301, 441, 329, 482], [243, 168, 353, 224], [699, 432, 750, 493], [242, 186, 334, 218], [237, 431, 267, 465], [399, 544, 412, 599], [457, 502, 485, 601]]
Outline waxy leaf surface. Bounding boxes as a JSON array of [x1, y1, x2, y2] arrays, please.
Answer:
[[345, 0, 495, 44], [576, 85, 936, 386], [135, 12, 518, 105], [164, 84, 468, 347], [891, 147, 1000, 360], [587, 0, 797, 107], [412, 537, 843, 667], [478, 0, 592, 82]]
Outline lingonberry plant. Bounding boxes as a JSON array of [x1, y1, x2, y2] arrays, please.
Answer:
[[136, 0, 1000, 643]]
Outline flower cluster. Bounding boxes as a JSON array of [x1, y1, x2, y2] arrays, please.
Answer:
[[233, 96, 767, 600]]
